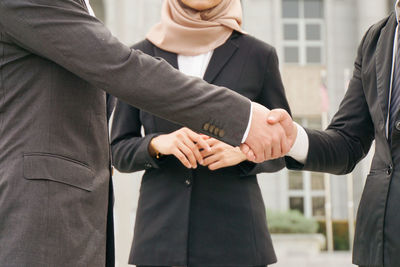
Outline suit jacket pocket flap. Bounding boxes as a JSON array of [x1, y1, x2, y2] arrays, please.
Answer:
[[23, 153, 95, 192]]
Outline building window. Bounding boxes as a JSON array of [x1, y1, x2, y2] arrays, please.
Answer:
[[289, 170, 303, 190], [312, 196, 325, 217], [282, 0, 324, 65], [287, 117, 326, 219], [311, 172, 324, 190], [290, 197, 305, 214], [288, 169, 326, 219]]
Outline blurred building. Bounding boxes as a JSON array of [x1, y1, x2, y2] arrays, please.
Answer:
[[89, 0, 394, 265]]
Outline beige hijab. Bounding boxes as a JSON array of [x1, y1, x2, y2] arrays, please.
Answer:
[[146, 0, 245, 56]]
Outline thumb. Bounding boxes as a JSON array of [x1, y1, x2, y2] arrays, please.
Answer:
[[240, 144, 256, 161], [267, 109, 296, 138], [200, 134, 211, 140], [267, 109, 290, 124]]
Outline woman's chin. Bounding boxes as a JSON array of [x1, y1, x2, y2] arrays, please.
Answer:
[[180, 0, 222, 11]]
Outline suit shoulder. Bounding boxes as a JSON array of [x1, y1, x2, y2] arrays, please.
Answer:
[[131, 39, 155, 55], [237, 34, 276, 56], [235, 34, 278, 69], [369, 13, 393, 34], [362, 13, 394, 47]]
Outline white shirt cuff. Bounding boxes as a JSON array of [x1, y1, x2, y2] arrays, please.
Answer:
[[286, 122, 309, 164], [241, 102, 253, 143]]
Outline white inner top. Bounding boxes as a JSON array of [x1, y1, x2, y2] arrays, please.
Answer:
[[177, 51, 214, 79]]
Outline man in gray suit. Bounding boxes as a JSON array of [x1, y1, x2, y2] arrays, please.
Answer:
[[0, 0, 295, 266]]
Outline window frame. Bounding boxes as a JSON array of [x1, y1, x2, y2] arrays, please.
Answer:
[[287, 117, 326, 219], [282, 0, 325, 65]]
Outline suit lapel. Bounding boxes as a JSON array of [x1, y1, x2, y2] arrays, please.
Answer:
[[203, 33, 240, 83], [79, 0, 88, 11], [153, 47, 179, 69], [152, 33, 240, 82], [376, 13, 397, 122]]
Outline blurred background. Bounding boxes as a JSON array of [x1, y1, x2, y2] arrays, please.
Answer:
[[89, 0, 396, 266]]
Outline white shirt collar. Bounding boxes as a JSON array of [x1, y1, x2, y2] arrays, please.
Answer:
[[396, 0, 400, 23], [84, 0, 95, 17]]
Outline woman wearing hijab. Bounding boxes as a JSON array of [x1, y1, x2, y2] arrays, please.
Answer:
[[111, 0, 290, 266]]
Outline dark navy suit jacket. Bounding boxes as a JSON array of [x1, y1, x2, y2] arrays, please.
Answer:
[[111, 32, 291, 267]]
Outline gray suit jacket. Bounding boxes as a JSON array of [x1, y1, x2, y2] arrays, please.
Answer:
[[287, 13, 400, 267], [0, 0, 250, 266]]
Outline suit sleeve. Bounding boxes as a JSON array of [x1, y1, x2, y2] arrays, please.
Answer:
[[286, 29, 375, 175], [240, 47, 291, 176], [110, 100, 163, 173], [0, 0, 250, 146]]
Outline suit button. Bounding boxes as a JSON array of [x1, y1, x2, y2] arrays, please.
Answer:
[[387, 165, 393, 176], [218, 130, 225, 138], [209, 125, 215, 133], [213, 127, 220, 136], [185, 179, 192, 187], [396, 121, 400, 131], [203, 123, 210, 131], [144, 163, 152, 169]]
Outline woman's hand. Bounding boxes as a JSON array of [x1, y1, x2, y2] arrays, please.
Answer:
[[149, 127, 210, 169], [200, 138, 247, 170]]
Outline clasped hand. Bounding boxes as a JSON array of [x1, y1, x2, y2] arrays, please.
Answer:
[[149, 128, 246, 170]]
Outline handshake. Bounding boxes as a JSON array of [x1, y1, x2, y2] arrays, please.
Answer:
[[241, 102, 297, 163], [149, 102, 296, 169]]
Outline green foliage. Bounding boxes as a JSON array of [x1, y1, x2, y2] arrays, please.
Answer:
[[267, 210, 319, 234], [318, 220, 350, 251]]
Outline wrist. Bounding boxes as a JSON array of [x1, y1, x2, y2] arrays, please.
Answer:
[[286, 122, 309, 163], [236, 147, 248, 162], [240, 154, 248, 163], [149, 137, 162, 159]]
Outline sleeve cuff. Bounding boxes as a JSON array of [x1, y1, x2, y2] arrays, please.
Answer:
[[140, 133, 164, 170], [286, 122, 309, 164], [241, 102, 253, 143]]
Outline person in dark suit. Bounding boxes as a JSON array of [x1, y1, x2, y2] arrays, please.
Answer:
[[111, 0, 290, 266], [263, 1, 400, 266], [0, 0, 296, 266]]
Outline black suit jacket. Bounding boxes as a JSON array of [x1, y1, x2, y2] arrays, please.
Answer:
[[287, 13, 400, 266], [111, 32, 291, 266]]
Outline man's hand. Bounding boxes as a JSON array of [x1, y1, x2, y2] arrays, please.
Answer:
[[241, 103, 290, 163], [200, 138, 247, 171], [240, 104, 297, 163], [267, 108, 297, 146]]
